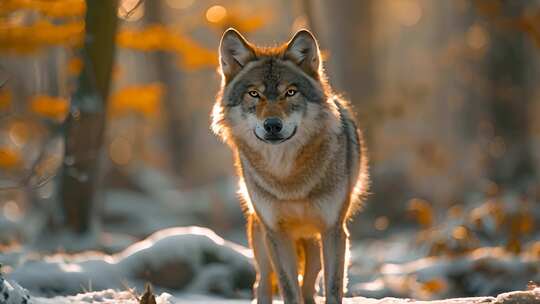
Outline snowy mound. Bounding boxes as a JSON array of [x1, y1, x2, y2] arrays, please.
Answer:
[[0, 274, 32, 304], [352, 246, 540, 299], [35, 289, 175, 304], [7, 227, 255, 298]]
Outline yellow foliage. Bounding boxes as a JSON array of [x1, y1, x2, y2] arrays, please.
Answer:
[[110, 83, 163, 118], [29, 95, 69, 121], [117, 25, 218, 69], [0, 19, 84, 53], [0, 148, 21, 170], [0, 0, 85, 18], [66, 57, 83, 76], [407, 198, 433, 227], [0, 88, 12, 111]]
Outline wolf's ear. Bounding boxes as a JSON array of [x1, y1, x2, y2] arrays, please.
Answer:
[[284, 29, 321, 76], [219, 28, 255, 81]]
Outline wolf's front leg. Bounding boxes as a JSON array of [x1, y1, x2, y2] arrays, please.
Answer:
[[301, 238, 322, 304], [248, 216, 273, 304], [321, 224, 348, 304], [264, 229, 303, 304]]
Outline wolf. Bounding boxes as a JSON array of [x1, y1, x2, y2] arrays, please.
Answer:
[[211, 28, 369, 304]]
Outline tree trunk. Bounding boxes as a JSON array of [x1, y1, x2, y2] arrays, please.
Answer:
[[309, 0, 376, 108], [483, 1, 535, 189], [59, 0, 119, 234], [145, 1, 188, 176]]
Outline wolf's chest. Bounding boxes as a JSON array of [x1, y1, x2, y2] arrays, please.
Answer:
[[276, 200, 325, 239], [245, 171, 350, 231]]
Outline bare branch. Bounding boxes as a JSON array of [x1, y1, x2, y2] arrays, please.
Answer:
[[121, 0, 145, 19]]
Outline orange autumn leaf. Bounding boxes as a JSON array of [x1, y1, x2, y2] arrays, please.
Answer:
[[0, 148, 21, 169], [0, 19, 84, 54], [421, 278, 447, 294], [0, 88, 11, 111], [515, 212, 535, 235], [66, 57, 83, 76], [407, 198, 433, 227], [110, 83, 163, 118], [117, 25, 218, 69], [0, 0, 85, 18], [29, 95, 69, 121]]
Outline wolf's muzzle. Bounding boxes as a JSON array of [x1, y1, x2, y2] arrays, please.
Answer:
[[263, 118, 283, 134], [254, 125, 297, 145]]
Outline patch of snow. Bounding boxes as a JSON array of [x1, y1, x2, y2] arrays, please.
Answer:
[[34, 289, 172, 304], [351, 246, 540, 299], [13, 288, 540, 304], [6, 227, 254, 299]]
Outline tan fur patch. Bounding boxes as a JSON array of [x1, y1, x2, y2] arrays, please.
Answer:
[[255, 99, 288, 120]]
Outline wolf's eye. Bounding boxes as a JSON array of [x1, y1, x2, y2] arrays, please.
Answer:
[[286, 89, 297, 97], [248, 90, 260, 98]]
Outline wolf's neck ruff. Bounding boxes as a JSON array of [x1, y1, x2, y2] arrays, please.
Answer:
[[234, 108, 339, 200]]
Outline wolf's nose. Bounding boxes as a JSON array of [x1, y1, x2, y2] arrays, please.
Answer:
[[264, 118, 283, 133]]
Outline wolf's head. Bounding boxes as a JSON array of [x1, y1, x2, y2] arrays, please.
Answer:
[[212, 28, 338, 151]]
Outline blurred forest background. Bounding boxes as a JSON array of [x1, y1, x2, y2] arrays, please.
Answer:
[[1, 0, 540, 301]]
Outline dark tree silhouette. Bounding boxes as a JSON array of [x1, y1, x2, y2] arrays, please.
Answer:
[[59, 0, 119, 234], [145, 0, 190, 176], [482, 1, 536, 189]]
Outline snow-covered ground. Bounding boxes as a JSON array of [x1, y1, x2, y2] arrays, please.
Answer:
[[2, 225, 540, 304], [1, 174, 540, 304], [2, 284, 540, 304], [349, 238, 540, 299]]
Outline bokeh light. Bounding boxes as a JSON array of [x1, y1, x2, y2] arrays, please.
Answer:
[[374, 216, 389, 231], [397, 0, 422, 27], [3, 200, 22, 222], [109, 136, 132, 166], [206, 5, 227, 24], [467, 24, 489, 50]]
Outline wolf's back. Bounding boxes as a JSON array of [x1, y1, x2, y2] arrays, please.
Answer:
[[333, 96, 370, 219]]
